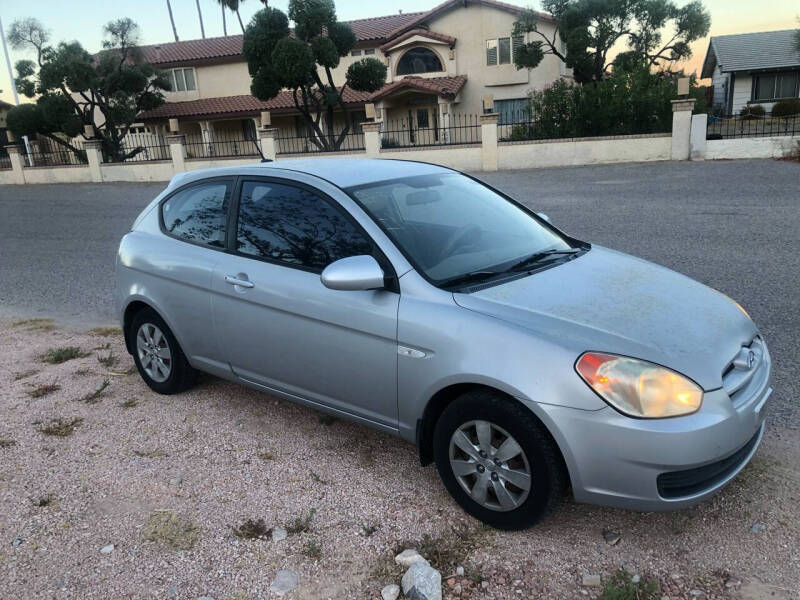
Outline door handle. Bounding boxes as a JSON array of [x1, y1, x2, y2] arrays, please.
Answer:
[[224, 275, 254, 289]]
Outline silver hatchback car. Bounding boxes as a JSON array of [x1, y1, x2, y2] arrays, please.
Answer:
[[116, 158, 771, 529]]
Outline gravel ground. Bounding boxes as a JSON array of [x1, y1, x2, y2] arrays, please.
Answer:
[[1, 320, 798, 600]]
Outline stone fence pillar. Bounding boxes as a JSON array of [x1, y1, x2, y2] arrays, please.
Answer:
[[258, 127, 278, 161], [362, 121, 381, 158], [4, 144, 25, 184], [167, 134, 186, 173], [671, 98, 696, 161], [84, 139, 104, 183], [480, 113, 499, 172], [690, 114, 708, 161]]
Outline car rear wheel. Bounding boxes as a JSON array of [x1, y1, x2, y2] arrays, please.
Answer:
[[433, 389, 566, 530], [130, 308, 196, 395]]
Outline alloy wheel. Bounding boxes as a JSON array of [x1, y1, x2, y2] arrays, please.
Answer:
[[448, 420, 532, 512], [136, 323, 172, 383]]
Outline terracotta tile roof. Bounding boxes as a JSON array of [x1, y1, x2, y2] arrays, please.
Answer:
[[369, 75, 467, 101], [135, 11, 426, 66], [385, 0, 555, 40], [379, 29, 457, 53], [139, 88, 372, 121]]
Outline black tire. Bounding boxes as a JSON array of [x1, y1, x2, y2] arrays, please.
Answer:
[[129, 307, 196, 395], [433, 389, 566, 530]]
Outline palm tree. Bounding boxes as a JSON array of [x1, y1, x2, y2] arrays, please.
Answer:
[[165, 0, 179, 42], [196, 0, 206, 38], [216, 0, 248, 35]]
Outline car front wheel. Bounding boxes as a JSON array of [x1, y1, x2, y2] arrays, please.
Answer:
[[433, 389, 566, 530], [130, 308, 196, 395]]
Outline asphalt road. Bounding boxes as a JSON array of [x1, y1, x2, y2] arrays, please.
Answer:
[[1, 159, 797, 425]]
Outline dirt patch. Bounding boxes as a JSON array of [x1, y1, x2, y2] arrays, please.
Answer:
[[1, 321, 798, 599]]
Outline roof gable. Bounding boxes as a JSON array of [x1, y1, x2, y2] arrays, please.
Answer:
[[702, 29, 800, 78]]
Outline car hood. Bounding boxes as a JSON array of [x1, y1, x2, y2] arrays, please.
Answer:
[[453, 246, 758, 391]]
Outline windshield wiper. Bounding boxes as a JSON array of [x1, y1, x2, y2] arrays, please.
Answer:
[[438, 270, 503, 290], [505, 248, 582, 273]]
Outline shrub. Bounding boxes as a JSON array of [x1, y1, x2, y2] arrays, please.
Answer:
[[772, 98, 800, 117], [740, 104, 766, 119]]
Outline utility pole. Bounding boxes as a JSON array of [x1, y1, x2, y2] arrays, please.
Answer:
[[0, 14, 20, 105]]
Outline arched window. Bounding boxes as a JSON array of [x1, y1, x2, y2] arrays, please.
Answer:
[[396, 47, 443, 75]]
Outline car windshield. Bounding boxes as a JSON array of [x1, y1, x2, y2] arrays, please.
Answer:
[[347, 173, 573, 287]]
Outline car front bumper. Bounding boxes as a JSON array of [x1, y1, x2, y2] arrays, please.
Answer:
[[532, 351, 772, 512]]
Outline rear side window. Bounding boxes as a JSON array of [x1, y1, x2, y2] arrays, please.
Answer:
[[161, 181, 231, 247], [236, 181, 373, 271]]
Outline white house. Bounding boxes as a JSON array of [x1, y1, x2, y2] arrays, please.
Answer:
[[702, 29, 800, 115]]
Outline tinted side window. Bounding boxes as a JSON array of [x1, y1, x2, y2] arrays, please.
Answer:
[[162, 181, 230, 247], [236, 181, 373, 271]]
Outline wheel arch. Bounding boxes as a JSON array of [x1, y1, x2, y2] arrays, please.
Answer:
[[416, 383, 571, 489], [122, 298, 181, 357]]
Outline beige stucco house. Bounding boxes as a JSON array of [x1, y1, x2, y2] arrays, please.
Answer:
[[137, 0, 568, 153]]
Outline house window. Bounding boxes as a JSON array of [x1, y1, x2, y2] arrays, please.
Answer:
[[487, 36, 524, 66], [172, 68, 197, 92], [495, 98, 530, 125], [753, 72, 799, 101], [397, 47, 443, 75], [351, 49, 362, 56], [364, 48, 375, 55]]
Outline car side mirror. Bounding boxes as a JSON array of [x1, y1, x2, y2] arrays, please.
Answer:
[[537, 212, 552, 223], [321, 255, 385, 291]]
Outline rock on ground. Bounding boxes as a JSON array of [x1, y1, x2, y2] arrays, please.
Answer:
[[270, 570, 298, 597], [395, 548, 429, 568], [271, 527, 287, 542], [381, 583, 400, 600], [401, 562, 442, 600]]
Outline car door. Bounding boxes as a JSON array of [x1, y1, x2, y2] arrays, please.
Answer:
[[210, 176, 400, 428]]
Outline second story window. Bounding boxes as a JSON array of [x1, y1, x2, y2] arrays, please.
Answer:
[[487, 35, 524, 66], [172, 68, 197, 92], [397, 47, 443, 75], [351, 49, 362, 56]]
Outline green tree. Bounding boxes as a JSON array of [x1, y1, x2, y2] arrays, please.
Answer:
[[513, 0, 710, 84], [243, 0, 387, 151], [7, 17, 170, 162]]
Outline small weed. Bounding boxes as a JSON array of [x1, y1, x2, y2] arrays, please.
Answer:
[[27, 383, 61, 398], [232, 518, 270, 540], [286, 508, 316, 535], [12, 318, 55, 332], [39, 417, 83, 437], [601, 569, 660, 600], [310, 470, 326, 484], [361, 524, 378, 537], [142, 511, 200, 551], [397, 523, 490, 573], [133, 449, 166, 458], [88, 326, 122, 337], [42, 347, 88, 365], [0, 439, 17, 449], [34, 494, 56, 507], [13, 369, 39, 381], [318, 413, 337, 426], [97, 350, 118, 369], [80, 379, 110, 404], [121, 398, 138, 409], [257, 451, 275, 461], [302, 539, 322, 560]]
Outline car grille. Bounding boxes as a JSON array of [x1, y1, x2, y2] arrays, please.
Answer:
[[721, 336, 769, 407], [656, 428, 761, 499]]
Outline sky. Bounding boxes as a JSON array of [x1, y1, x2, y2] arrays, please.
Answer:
[[1, 0, 798, 104]]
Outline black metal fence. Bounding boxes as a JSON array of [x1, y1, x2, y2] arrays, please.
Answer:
[[21, 144, 86, 167], [380, 114, 482, 149], [275, 131, 365, 155], [0, 154, 11, 170], [707, 114, 800, 139], [184, 133, 261, 159], [111, 132, 171, 163]]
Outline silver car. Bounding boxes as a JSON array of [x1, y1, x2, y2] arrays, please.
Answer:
[[116, 158, 771, 530]]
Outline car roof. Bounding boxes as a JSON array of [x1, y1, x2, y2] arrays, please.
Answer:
[[167, 158, 455, 191]]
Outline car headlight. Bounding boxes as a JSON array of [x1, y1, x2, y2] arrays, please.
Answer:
[[575, 352, 703, 418]]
